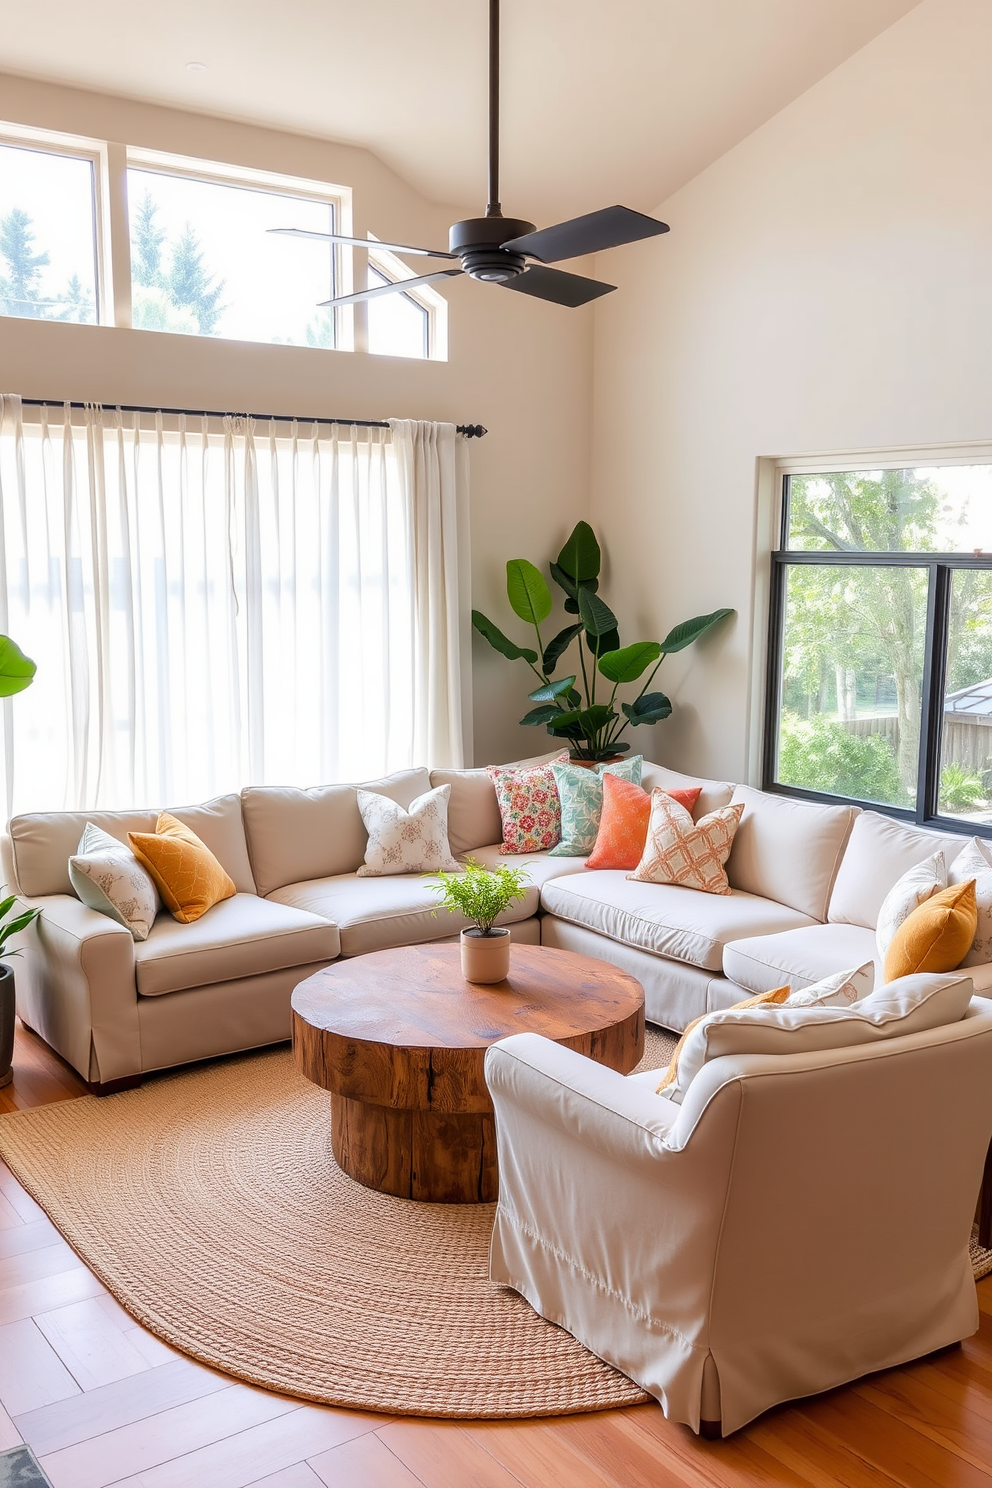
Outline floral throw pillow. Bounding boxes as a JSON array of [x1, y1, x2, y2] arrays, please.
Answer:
[[357, 786, 461, 877], [949, 837, 992, 967], [875, 851, 946, 963], [549, 755, 643, 857], [628, 790, 744, 896], [68, 822, 160, 941], [487, 752, 569, 855]]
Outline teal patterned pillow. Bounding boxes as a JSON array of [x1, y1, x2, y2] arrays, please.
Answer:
[[549, 756, 644, 857]]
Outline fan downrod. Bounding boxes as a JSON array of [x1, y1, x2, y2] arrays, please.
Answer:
[[448, 216, 536, 282]]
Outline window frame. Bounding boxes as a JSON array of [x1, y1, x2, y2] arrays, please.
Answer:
[[366, 239, 448, 361], [763, 452, 992, 838], [0, 122, 110, 324]]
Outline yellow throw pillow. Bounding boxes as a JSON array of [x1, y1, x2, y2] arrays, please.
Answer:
[[883, 880, 978, 983], [128, 812, 236, 924], [656, 985, 791, 1095]]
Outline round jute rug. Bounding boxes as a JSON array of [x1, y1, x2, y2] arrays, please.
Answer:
[[0, 1027, 678, 1419]]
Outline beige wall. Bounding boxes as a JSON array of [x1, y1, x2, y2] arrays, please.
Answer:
[[0, 73, 594, 767], [590, 0, 992, 783]]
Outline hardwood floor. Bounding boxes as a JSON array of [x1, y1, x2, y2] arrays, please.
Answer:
[[2, 1019, 992, 1488]]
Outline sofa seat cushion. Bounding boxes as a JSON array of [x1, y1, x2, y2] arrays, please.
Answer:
[[540, 871, 815, 972], [134, 893, 340, 997], [723, 923, 879, 995], [268, 848, 585, 958]]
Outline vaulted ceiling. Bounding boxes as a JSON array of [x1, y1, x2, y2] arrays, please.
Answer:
[[0, 0, 920, 221]]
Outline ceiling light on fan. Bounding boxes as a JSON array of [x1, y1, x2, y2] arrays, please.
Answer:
[[270, 0, 669, 310]]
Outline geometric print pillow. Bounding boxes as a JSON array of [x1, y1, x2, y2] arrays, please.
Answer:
[[487, 752, 569, 855], [356, 786, 460, 877], [628, 790, 745, 896], [549, 755, 643, 857]]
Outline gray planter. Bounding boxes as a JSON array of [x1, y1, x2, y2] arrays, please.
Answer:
[[0, 962, 14, 1089]]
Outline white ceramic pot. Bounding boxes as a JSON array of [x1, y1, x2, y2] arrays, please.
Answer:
[[460, 927, 511, 984]]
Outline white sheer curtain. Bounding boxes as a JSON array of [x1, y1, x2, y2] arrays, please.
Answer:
[[0, 397, 469, 815]]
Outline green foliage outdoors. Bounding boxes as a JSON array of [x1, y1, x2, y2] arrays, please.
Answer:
[[939, 763, 987, 813], [472, 520, 734, 760], [778, 712, 903, 805], [430, 858, 530, 936], [0, 887, 40, 959], [130, 192, 226, 335], [0, 208, 95, 323]]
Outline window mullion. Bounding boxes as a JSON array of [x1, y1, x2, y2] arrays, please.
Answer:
[[916, 563, 949, 824]]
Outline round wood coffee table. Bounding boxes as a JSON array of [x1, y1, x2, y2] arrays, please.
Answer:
[[292, 942, 644, 1204]]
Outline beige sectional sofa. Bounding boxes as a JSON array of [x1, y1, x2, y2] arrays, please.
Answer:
[[4, 756, 991, 1090]]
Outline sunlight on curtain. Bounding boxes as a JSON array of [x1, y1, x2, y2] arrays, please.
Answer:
[[0, 398, 467, 815]]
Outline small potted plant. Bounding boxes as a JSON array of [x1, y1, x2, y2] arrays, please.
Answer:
[[0, 890, 41, 1088], [430, 859, 530, 984]]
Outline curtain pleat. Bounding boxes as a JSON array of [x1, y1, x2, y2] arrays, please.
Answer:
[[0, 401, 469, 816]]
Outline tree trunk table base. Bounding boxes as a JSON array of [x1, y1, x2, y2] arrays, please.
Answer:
[[293, 942, 645, 1204]]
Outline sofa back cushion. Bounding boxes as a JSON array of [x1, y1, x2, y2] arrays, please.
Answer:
[[828, 811, 966, 930], [429, 768, 502, 857], [242, 768, 431, 897], [639, 763, 733, 820], [726, 786, 859, 922], [9, 793, 255, 899]]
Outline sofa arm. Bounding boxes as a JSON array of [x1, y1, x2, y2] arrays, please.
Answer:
[[15, 895, 140, 1085]]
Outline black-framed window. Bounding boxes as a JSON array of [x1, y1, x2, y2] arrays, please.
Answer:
[[764, 461, 992, 836]]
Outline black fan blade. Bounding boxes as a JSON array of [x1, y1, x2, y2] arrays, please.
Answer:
[[270, 228, 457, 260], [319, 269, 463, 308], [503, 206, 669, 264], [501, 265, 615, 308]]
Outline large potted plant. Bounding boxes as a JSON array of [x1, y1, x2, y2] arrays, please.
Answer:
[[472, 521, 733, 761], [0, 634, 38, 1088], [430, 859, 530, 984]]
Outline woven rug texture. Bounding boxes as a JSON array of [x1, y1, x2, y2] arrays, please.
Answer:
[[0, 1028, 678, 1419]]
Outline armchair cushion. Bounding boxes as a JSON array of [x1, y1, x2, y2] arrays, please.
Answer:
[[660, 971, 974, 1103]]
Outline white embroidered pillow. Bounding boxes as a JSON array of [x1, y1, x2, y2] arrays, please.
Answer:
[[628, 791, 744, 896], [949, 837, 992, 967], [357, 785, 460, 877], [875, 851, 946, 961], [784, 961, 875, 1008], [68, 822, 160, 941]]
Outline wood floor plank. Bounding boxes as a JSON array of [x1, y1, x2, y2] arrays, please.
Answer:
[[466, 1416, 637, 1488], [35, 1298, 153, 1391], [0, 1318, 81, 1417], [0, 1162, 48, 1224], [0, 1242, 85, 1292], [747, 1409, 906, 1488], [310, 1432, 428, 1488], [251, 1467, 325, 1488], [377, 1420, 588, 1488], [0, 1400, 22, 1451], [630, 1405, 813, 1488], [0, 1217, 62, 1259], [0, 1266, 105, 1328], [107, 1404, 382, 1488], [121, 1326, 177, 1368], [0, 1190, 23, 1230], [798, 1391, 992, 1488], [857, 1369, 992, 1477], [39, 1384, 301, 1488], [14, 1358, 230, 1457]]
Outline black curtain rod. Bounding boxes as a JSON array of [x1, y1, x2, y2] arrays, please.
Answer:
[[19, 399, 487, 438]]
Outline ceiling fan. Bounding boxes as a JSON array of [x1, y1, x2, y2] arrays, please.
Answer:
[[270, 0, 670, 310]]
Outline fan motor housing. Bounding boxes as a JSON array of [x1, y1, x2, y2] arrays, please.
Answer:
[[449, 216, 535, 282]]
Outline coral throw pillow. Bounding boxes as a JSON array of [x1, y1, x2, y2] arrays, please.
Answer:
[[487, 752, 568, 854], [883, 880, 978, 983], [128, 812, 237, 924], [656, 986, 791, 1095], [628, 790, 744, 895], [586, 774, 701, 871]]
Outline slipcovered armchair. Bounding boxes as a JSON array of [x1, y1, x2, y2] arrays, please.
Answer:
[[485, 998, 992, 1437]]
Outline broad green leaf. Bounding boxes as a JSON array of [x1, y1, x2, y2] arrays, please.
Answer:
[[528, 675, 577, 704], [471, 610, 538, 664], [585, 627, 620, 658], [576, 704, 617, 734], [542, 623, 582, 674], [577, 589, 618, 637], [566, 688, 583, 709], [0, 635, 36, 699], [549, 562, 578, 601], [622, 690, 672, 725], [506, 559, 552, 626], [547, 709, 583, 734], [563, 595, 580, 615], [598, 641, 662, 684], [556, 521, 601, 583], [659, 607, 734, 655], [519, 705, 563, 726]]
